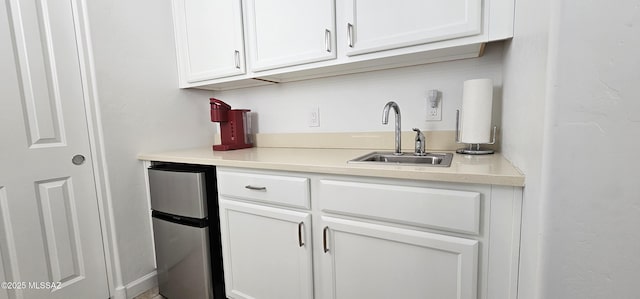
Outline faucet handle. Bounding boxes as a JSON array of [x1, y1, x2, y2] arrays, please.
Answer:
[[412, 128, 424, 139], [412, 128, 426, 156]]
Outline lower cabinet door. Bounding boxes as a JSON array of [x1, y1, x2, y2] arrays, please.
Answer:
[[219, 199, 313, 299], [318, 216, 479, 299]]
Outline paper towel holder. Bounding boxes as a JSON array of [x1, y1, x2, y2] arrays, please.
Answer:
[[455, 109, 497, 155]]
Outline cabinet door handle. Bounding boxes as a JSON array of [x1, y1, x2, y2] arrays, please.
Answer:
[[324, 29, 331, 52], [244, 185, 266, 191], [298, 222, 305, 247], [347, 23, 354, 48], [323, 226, 330, 253], [234, 50, 241, 69]]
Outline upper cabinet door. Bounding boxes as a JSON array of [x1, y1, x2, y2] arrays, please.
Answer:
[[245, 0, 336, 72], [172, 0, 245, 84], [343, 0, 482, 56]]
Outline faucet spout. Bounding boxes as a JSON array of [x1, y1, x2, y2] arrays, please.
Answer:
[[382, 101, 402, 155]]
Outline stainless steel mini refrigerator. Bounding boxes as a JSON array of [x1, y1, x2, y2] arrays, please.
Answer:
[[148, 164, 224, 299]]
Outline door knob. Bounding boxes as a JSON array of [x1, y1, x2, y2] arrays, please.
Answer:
[[72, 154, 85, 165]]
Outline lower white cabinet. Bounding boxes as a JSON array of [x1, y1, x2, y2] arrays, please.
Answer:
[[219, 199, 313, 299], [216, 167, 522, 299], [317, 216, 478, 299]]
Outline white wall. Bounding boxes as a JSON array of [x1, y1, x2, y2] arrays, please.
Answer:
[[214, 44, 504, 135], [500, 0, 551, 297], [503, 0, 640, 298], [538, 0, 640, 297], [86, 0, 215, 287]]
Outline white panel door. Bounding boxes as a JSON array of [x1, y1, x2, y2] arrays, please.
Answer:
[[245, 0, 335, 71], [318, 216, 478, 299], [172, 0, 246, 83], [0, 0, 108, 298], [343, 0, 482, 56], [219, 199, 313, 299]]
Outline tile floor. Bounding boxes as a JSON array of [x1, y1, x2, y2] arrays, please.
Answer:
[[133, 287, 163, 299]]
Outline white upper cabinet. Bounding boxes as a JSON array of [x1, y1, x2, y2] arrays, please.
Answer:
[[343, 0, 482, 56], [170, 0, 514, 90], [244, 0, 336, 71], [172, 0, 245, 84]]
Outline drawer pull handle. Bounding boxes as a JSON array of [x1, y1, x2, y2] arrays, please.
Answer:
[[323, 226, 330, 253], [298, 222, 305, 247], [244, 185, 266, 191]]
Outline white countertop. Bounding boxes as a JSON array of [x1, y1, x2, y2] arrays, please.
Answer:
[[138, 147, 524, 187]]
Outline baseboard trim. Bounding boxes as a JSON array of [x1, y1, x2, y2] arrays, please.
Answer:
[[125, 271, 157, 299], [111, 286, 126, 299]]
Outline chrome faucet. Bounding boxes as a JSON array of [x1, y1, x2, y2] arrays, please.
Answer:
[[412, 128, 426, 156], [382, 101, 402, 155]]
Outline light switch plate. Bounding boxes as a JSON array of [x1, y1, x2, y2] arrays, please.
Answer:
[[308, 106, 320, 127]]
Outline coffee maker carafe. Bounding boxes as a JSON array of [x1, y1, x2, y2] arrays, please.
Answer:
[[210, 98, 253, 151]]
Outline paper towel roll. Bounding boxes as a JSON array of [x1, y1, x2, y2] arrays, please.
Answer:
[[460, 78, 493, 144]]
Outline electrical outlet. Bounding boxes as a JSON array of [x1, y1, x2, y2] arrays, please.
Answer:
[[426, 96, 442, 121], [308, 106, 320, 127]]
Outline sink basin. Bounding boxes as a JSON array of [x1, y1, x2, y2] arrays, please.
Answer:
[[348, 151, 453, 167]]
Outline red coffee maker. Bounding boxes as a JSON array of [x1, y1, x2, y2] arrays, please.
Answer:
[[210, 98, 253, 151]]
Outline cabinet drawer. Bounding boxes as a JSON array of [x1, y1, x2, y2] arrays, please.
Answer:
[[217, 170, 310, 209], [319, 180, 481, 235]]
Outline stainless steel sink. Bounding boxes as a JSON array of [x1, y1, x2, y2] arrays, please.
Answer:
[[348, 151, 453, 167]]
